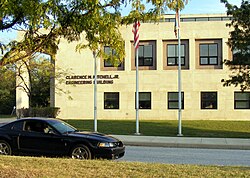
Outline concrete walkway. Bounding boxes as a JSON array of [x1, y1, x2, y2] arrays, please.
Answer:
[[1, 118, 250, 150], [112, 135, 250, 150]]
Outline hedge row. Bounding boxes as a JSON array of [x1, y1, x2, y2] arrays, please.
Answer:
[[17, 107, 60, 118]]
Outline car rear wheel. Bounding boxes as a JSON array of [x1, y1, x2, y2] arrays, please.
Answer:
[[0, 140, 12, 155], [70, 145, 91, 160]]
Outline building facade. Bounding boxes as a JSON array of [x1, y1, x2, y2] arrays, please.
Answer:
[[52, 14, 250, 120]]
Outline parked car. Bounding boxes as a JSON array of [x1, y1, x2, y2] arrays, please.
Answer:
[[0, 118, 125, 159]]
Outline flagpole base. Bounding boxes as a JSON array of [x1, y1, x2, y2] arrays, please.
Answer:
[[134, 132, 141, 136], [177, 134, 183, 137]]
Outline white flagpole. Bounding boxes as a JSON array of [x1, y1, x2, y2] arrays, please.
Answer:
[[135, 41, 140, 135], [93, 51, 97, 132], [177, 8, 183, 136], [134, 0, 140, 135]]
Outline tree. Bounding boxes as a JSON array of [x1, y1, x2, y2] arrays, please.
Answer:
[[221, 0, 250, 91], [15, 57, 51, 107], [0, 0, 44, 31], [0, 0, 61, 66], [0, 54, 72, 114], [1, 0, 188, 65], [0, 65, 16, 114], [0, 0, 188, 109], [15, 55, 72, 108]]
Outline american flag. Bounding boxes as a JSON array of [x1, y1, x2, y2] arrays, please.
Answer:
[[174, 9, 180, 38], [132, 20, 140, 49]]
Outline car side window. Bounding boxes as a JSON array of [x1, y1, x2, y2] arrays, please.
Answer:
[[24, 120, 54, 134], [11, 121, 24, 131], [43, 125, 55, 134], [24, 121, 45, 133], [24, 123, 32, 132]]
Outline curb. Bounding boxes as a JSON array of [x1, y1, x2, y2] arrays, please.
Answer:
[[112, 135, 250, 150], [122, 141, 250, 150]]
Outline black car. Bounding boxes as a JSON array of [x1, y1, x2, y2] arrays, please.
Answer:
[[0, 118, 125, 159]]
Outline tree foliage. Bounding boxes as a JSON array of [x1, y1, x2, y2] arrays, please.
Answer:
[[0, 0, 188, 65], [15, 56, 72, 108], [221, 0, 250, 91], [16, 57, 52, 107], [0, 65, 16, 114], [0, 0, 188, 109]]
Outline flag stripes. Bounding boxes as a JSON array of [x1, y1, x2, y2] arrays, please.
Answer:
[[132, 20, 140, 49], [174, 9, 180, 38]]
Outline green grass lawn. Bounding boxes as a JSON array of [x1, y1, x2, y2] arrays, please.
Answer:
[[0, 156, 249, 178], [0, 115, 16, 118], [65, 120, 250, 138], [1, 115, 249, 138]]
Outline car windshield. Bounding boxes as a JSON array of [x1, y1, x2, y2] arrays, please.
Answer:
[[47, 120, 77, 134]]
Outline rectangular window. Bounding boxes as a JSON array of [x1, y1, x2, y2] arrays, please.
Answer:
[[137, 45, 153, 66], [168, 92, 184, 109], [167, 44, 185, 66], [104, 46, 121, 67], [234, 92, 250, 109], [196, 39, 222, 69], [104, 46, 114, 67], [131, 41, 156, 70], [135, 92, 151, 109], [201, 92, 218, 109], [199, 44, 218, 65], [104, 92, 119, 109]]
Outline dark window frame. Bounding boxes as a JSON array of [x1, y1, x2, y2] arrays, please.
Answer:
[[104, 92, 120, 109], [135, 92, 152, 109], [201, 92, 218, 110], [199, 43, 218, 65], [234, 92, 250, 109], [167, 44, 186, 66], [136, 45, 154, 66], [168, 92, 184, 110]]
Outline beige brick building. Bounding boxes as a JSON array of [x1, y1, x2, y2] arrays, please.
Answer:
[[51, 13, 250, 120]]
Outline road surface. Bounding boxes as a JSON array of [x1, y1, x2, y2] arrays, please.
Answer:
[[119, 146, 250, 166]]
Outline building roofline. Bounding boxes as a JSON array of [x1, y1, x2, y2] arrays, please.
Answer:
[[163, 13, 228, 18]]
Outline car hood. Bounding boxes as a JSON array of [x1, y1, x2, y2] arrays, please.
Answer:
[[66, 131, 120, 142]]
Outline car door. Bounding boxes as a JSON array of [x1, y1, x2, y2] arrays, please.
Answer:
[[19, 120, 67, 155], [4, 120, 24, 151]]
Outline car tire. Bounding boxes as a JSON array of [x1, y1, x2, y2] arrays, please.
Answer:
[[70, 144, 92, 160], [0, 140, 12, 155]]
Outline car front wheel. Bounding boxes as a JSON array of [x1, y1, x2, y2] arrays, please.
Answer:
[[70, 145, 92, 160], [0, 140, 12, 155]]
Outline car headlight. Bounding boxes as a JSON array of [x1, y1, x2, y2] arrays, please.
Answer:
[[98, 142, 115, 148]]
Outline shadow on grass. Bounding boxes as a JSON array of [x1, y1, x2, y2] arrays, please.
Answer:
[[65, 120, 250, 138]]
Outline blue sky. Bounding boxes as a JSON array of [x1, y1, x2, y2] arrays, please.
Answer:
[[0, 0, 242, 43], [121, 0, 241, 15], [180, 0, 241, 14]]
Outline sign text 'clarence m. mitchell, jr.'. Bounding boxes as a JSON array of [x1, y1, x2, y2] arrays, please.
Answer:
[[65, 75, 119, 85]]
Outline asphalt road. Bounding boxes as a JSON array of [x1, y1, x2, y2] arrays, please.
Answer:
[[119, 146, 250, 166]]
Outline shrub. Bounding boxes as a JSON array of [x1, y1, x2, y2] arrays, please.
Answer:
[[17, 107, 60, 118]]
